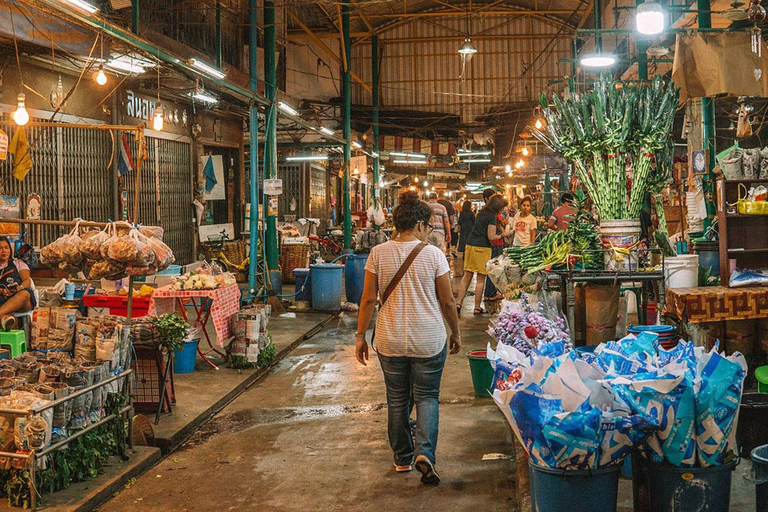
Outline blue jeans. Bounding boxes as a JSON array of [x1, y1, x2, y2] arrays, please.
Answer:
[[378, 345, 447, 465]]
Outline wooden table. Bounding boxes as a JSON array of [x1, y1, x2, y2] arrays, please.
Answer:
[[664, 286, 768, 323]]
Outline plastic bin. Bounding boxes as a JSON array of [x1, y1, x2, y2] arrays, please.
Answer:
[[310, 263, 344, 311], [173, 339, 199, 374], [467, 350, 494, 398], [344, 253, 369, 305], [665, 254, 699, 289], [81, 295, 152, 318], [737, 393, 768, 458], [752, 445, 768, 512], [158, 264, 183, 275], [632, 453, 738, 512], [529, 461, 620, 512], [757, 366, 768, 393], [293, 268, 311, 303]]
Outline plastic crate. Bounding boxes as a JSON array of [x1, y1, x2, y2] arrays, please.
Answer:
[[82, 295, 152, 318]]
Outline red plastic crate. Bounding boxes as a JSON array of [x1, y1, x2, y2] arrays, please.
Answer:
[[82, 295, 152, 317]]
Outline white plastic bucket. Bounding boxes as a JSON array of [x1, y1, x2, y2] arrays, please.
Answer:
[[665, 254, 699, 289], [600, 219, 642, 271]]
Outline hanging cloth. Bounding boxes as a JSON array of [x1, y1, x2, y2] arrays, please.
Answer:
[[8, 128, 31, 181], [203, 155, 217, 192]]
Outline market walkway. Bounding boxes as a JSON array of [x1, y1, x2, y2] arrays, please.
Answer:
[[100, 308, 516, 511]]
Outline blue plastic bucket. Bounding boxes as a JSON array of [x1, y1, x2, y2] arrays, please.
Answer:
[[529, 462, 620, 512], [752, 445, 768, 512], [632, 453, 738, 512], [293, 268, 311, 303], [173, 339, 199, 374], [693, 241, 720, 278], [627, 324, 676, 335], [310, 263, 344, 311], [344, 253, 369, 305]]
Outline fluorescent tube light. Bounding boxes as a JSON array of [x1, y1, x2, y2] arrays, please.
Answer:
[[319, 127, 334, 136], [106, 55, 155, 74], [286, 155, 329, 161], [352, 141, 362, 149], [277, 102, 299, 116], [190, 91, 218, 104], [464, 158, 492, 163], [393, 159, 427, 164], [187, 58, 226, 79], [458, 151, 492, 157], [390, 151, 426, 158], [59, 0, 99, 14]]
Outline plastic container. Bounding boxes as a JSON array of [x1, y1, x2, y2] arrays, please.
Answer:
[[173, 338, 199, 374], [693, 241, 720, 278], [344, 253, 369, 305], [529, 461, 620, 512], [664, 254, 699, 289], [81, 295, 152, 318], [751, 445, 768, 512], [757, 366, 768, 393], [158, 264, 183, 275], [310, 263, 344, 311], [293, 268, 311, 303], [268, 270, 282, 295], [632, 453, 738, 512], [600, 219, 641, 271], [737, 393, 768, 458], [467, 350, 494, 398]]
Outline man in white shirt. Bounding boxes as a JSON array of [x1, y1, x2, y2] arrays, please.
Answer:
[[426, 193, 451, 252]]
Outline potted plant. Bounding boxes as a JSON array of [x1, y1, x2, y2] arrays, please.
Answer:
[[151, 313, 198, 374]]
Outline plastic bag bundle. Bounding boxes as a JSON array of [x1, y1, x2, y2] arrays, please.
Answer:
[[729, 268, 768, 287], [40, 221, 86, 272], [743, 148, 761, 179], [74, 319, 98, 362], [88, 259, 126, 280], [81, 227, 110, 259]]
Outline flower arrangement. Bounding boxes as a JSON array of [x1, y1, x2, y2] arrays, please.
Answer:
[[489, 294, 570, 355]]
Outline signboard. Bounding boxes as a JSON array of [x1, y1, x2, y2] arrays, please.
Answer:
[[0, 196, 20, 237], [124, 90, 188, 131], [0, 130, 7, 161], [264, 178, 283, 196]]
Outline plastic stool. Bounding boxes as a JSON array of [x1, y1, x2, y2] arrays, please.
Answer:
[[620, 285, 643, 321], [756, 366, 768, 393], [0, 330, 26, 358]]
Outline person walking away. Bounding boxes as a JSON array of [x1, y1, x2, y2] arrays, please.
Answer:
[[484, 195, 512, 301], [427, 193, 451, 252], [356, 190, 461, 485], [0, 236, 36, 330], [457, 200, 475, 254], [512, 196, 537, 247], [456, 194, 508, 315], [437, 196, 457, 256], [547, 192, 576, 231]]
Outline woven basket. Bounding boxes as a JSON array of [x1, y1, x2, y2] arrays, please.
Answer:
[[280, 242, 310, 283]]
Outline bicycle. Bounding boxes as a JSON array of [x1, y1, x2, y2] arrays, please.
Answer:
[[307, 234, 344, 261]]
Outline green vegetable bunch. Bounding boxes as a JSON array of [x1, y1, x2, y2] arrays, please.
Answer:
[[533, 76, 679, 220], [151, 312, 190, 352]]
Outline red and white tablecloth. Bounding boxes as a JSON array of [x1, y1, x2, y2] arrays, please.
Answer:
[[150, 283, 241, 346]]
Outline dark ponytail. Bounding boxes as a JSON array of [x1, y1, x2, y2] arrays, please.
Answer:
[[393, 190, 432, 232]]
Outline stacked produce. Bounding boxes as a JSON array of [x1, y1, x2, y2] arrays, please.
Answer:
[[504, 192, 602, 273], [40, 221, 175, 279], [533, 76, 679, 220], [490, 332, 746, 469], [171, 265, 237, 290], [488, 294, 570, 356]]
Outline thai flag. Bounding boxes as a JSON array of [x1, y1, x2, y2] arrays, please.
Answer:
[[118, 133, 134, 176]]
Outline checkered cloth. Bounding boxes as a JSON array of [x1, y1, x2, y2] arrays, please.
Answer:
[[150, 283, 242, 346]]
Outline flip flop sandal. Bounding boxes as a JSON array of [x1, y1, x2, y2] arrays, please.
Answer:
[[473, 308, 486, 316]]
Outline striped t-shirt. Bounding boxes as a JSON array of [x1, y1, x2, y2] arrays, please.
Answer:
[[365, 240, 450, 358]]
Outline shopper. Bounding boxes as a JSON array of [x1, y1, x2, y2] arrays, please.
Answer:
[[0, 236, 35, 331], [547, 192, 576, 231], [456, 194, 508, 315], [437, 196, 457, 255], [457, 200, 475, 253], [427, 193, 451, 252], [356, 190, 461, 486], [484, 196, 511, 301], [512, 196, 537, 247]]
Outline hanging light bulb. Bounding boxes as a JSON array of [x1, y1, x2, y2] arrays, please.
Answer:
[[13, 94, 29, 126], [515, 159, 525, 169], [423, 179, 429, 187], [505, 164, 512, 173], [580, 52, 617, 68], [413, 176, 419, 182], [534, 118, 544, 130], [458, 38, 478, 55], [153, 105, 164, 131], [522, 147, 530, 156], [95, 64, 108, 86], [636, 0, 665, 35]]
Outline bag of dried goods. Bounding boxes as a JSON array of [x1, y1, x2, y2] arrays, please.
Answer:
[[138, 225, 164, 240], [81, 226, 111, 259], [74, 319, 98, 362], [88, 259, 126, 280], [147, 236, 175, 270]]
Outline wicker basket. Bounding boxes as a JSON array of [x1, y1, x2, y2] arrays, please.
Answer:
[[280, 241, 310, 284]]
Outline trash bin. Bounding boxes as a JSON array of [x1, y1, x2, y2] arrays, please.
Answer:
[[293, 268, 311, 304], [632, 453, 738, 512], [173, 338, 199, 374], [310, 263, 344, 312], [467, 350, 494, 398], [344, 253, 368, 305], [751, 445, 768, 512], [529, 461, 620, 512], [736, 393, 768, 458]]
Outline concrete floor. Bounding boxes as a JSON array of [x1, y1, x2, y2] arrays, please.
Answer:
[[100, 305, 516, 511]]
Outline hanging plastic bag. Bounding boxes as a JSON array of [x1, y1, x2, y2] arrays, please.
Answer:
[[81, 226, 111, 259], [743, 148, 761, 179], [147, 236, 175, 270]]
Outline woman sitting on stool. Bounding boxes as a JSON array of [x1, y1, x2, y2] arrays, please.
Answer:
[[0, 236, 35, 331]]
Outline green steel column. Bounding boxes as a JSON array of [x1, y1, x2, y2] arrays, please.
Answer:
[[698, 0, 717, 226], [636, 0, 648, 81], [342, 4, 352, 249], [247, 0, 259, 296], [264, 0, 279, 271], [372, 36, 380, 212], [544, 169, 553, 217], [131, 0, 139, 34], [594, 0, 602, 53], [215, 0, 222, 68]]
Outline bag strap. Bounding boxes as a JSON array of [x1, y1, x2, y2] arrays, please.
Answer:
[[381, 242, 427, 306]]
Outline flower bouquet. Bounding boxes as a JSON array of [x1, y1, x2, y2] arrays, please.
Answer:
[[488, 293, 570, 355]]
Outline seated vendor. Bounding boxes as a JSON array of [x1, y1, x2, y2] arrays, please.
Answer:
[[0, 236, 35, 331]]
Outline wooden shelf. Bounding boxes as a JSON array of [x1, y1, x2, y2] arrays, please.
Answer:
[[722, 178, 768, 185], [725, 213, 768, 218], [727, 248, 768, 254]]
